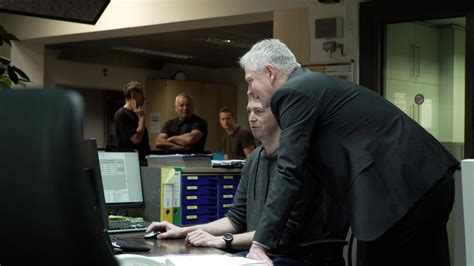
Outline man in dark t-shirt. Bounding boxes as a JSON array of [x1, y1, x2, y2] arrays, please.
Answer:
[[114, 81, 150, 165], [155, 93, 208, 153], [219, 107, 255, 159]]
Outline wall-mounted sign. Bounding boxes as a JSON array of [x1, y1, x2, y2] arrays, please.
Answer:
[[304, 61, 355, 82], [414, 93, 425, 105]]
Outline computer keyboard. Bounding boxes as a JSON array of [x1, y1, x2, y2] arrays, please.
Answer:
[[110, 235, 151, 252], [108, 220, 151, 233]]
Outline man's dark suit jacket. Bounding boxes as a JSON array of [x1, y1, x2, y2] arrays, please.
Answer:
[[253, 68, 459, 248]]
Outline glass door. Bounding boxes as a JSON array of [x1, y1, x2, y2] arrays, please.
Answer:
[[383, 17, 466, 161]]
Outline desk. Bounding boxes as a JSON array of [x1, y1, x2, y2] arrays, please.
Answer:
[[115, 232, 229, 256]]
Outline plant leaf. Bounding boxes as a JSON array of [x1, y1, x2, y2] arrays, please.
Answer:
[[3, 39, 11, 46], [5, 33, 19, 42], [7, 66, 19, 84], [17, 80, 27, 87], [0, 26, 19, 47], [11, 66, 30, 81], [0, 79, 11, 88], [0, 56, 11, 65], [0, 67, 5, 76]]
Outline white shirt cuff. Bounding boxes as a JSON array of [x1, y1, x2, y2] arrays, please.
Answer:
[[252, 240, 270, 250]]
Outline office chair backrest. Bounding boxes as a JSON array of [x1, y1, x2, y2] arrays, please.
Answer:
[[0, 89, 117, 265], [299, 192, 351, 266]]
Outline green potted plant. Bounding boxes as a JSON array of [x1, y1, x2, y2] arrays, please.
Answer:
[[0, 25, 30, 89]]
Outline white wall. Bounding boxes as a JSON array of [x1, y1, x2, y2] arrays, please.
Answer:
[[308, 0, 361, 82], [11, 43, 44, 88], [0, 43, 10, 58]]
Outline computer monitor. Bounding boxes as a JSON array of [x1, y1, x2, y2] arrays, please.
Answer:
[[0, 89, 116, 264], [98, 149, 145, 208], [82, 139, 111, 233]]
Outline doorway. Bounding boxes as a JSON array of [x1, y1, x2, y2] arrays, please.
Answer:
[[384, 18, 465, 161], [359, 3, 473, 266], [359, 3, 473, 158]]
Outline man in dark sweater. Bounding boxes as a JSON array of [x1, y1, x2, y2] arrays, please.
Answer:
[[146, 96, 329, 265], [114, 81, 150, 165]]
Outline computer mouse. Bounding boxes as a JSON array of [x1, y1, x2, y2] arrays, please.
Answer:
[[113, 247, 123, 254], [144, 230, 161, 239]]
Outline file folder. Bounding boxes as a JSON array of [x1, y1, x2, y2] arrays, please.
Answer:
[[172, 168, 182, 226], [160, 167, 175, 223]]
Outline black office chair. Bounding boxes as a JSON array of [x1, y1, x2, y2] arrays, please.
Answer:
[[298, 198, 353, 266], [0, 89, 117, 265]]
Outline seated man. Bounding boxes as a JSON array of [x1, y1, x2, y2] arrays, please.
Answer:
[[155, 93, 208, 153], [147, 96, 329, 265], [219, 106, 255, 160]]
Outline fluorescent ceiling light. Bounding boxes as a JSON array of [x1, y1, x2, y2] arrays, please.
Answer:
[[112, 46, 198, 60], [194, 37, 252, 49]]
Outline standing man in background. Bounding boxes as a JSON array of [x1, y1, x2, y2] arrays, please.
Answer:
[[155, 93, 208, 153], [240, 39, 458, 266], [114, 81, 150, 166], [219, 107, 255, 160]]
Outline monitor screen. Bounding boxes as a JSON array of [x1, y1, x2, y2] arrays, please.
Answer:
[[98, 149, 145, 208]]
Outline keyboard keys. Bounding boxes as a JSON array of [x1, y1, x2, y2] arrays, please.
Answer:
[[110, 236, 151, 252], [108, 220, 151, 233]]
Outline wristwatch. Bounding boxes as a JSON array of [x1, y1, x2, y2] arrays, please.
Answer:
[[223, 233, 233, 250]]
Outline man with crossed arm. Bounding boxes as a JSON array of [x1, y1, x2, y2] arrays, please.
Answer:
[[155, 93, 208, 153]]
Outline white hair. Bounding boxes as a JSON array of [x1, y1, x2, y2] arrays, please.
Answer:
[[239, 39, 301, 74]]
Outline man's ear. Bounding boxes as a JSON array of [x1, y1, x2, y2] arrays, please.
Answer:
[[265, 64, 275, 82]]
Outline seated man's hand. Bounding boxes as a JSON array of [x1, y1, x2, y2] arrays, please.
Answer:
[[185, 229, 224, 249], [146, 221, 184, 239]]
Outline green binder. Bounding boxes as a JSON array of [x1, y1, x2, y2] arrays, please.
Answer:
[[172, 168, 182, 226]]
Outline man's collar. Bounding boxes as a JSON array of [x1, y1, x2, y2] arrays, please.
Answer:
[[179, 114, 194, 121]]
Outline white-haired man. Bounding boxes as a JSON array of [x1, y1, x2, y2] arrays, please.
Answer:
[[240, 38, 458, 266]]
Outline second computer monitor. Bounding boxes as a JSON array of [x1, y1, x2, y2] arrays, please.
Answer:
[[98, 149, 145, 208]]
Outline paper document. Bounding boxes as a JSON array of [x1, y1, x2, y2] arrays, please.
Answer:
[[147, 154, 213, 168], [163, 254, 265, 266], [116, 254, 265, 266], [212, 159, 245, 168]]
